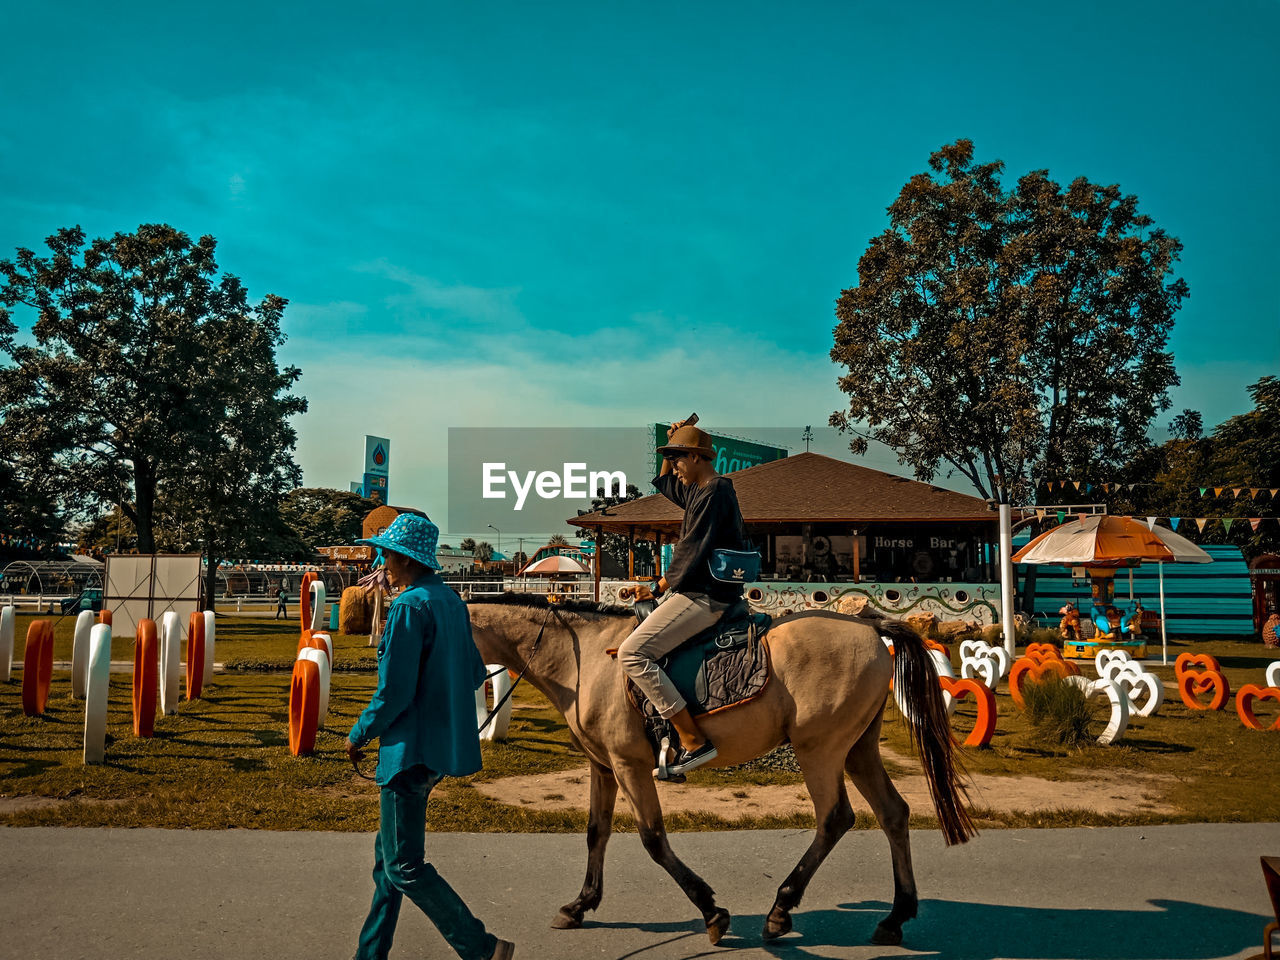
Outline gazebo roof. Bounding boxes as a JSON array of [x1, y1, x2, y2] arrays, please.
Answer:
[[568, 452, 994, 535]]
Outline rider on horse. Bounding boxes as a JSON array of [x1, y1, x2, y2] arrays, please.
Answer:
[[618, 418, 749, 779]]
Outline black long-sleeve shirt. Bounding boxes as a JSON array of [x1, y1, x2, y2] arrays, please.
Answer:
[[653, 472, 747, 603]]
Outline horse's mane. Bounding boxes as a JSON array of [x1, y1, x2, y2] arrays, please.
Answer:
[[467, 592, 634, 621]]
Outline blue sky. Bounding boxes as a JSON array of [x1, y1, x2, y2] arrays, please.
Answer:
[[2, 1, 1277, 540]]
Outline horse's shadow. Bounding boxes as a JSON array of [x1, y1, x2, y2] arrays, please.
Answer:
[[581, 897, 1269, 959]]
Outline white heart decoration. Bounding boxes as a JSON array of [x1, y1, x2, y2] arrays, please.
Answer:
[[1266, 661, 1280, 689], [958, 639, 987, 662], [893, 647, 957, 720], [989, 646, 1012, 679], [1065, 675, 1130, 744], [961, 654, 999, 690], [1097, 659, 1163, 717], [1094, 648, 1131, 677]]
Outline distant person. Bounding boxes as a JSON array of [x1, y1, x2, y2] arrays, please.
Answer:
[[274, 587, 288, 620], [346, 514, 514, 960]]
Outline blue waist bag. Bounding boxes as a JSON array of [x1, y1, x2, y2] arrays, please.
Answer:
[[708, 548, 761, 584]]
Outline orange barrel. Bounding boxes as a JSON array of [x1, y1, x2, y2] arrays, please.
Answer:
[[133, 619, 159, 737], [21, 620, 55, 716]]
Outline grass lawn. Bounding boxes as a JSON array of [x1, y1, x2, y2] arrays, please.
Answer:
[[1, 614, 1277, 832]]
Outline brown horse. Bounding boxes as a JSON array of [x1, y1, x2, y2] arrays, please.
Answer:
[[467, 595, 974, 947]]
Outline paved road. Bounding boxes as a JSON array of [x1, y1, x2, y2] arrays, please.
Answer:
[[1, 824, 1276, 960]]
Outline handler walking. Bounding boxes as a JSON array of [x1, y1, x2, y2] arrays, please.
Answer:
[[346, 514, 514, 960], [618, 418, 749, 778]]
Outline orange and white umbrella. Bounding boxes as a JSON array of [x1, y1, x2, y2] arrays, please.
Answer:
[[1012, 515, 1210, 566], [518, 555, 589, 576]]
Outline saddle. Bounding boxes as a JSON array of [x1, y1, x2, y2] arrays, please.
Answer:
[[610, 599, 773, 778]]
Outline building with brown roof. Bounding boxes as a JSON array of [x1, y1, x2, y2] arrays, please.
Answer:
[[569, 452, 998, 586]]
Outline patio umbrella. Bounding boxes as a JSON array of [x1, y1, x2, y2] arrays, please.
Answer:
[[1013, 515, 1211, 663], [518, 555, 589, 577]]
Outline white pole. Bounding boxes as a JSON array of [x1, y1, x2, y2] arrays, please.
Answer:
[[999, 503, 1016, 656], [1158, 561, 1168, 666], [1128, 567, 1134, 602]]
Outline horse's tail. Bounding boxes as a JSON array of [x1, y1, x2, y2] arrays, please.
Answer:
[[880, 620, 976, 846]]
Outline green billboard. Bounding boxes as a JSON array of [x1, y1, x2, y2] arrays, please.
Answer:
[[651, 424, 787, 478]]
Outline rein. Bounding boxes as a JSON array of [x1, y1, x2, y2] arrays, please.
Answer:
[[478, 604, 552, 733], [350, 603, 555, 781]]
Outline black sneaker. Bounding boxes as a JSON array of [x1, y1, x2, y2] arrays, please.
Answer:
[[668, 740, 718, 775]]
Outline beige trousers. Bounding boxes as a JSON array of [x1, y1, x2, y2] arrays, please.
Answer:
[[618, 591, 729, 719]]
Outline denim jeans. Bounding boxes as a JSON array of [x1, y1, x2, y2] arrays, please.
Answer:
[[356, 765, 497, 960]]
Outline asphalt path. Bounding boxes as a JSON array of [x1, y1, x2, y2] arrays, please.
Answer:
[[1, 824, 1276, 960]]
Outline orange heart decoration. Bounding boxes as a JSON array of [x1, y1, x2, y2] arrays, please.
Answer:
[[299, 571, 320, 637], [1175, 652, 1222, 679], [288, 657, 321, 756], [1177, 667, 1230, 711], [1235, 684, 1280, 731], [924, 639, 952, 660], [1025, 643, 1064, 664], [186, 611, 206, 701], [21, 620, 55, 717], [132, 619, 159, 738], [939, 675, 996, 746]]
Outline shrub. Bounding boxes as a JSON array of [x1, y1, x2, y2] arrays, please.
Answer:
[[1022, 674, 1097, 748], [1028, 627, 1062, 646]]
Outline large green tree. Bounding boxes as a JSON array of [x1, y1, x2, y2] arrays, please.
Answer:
[[279, 487, 376, 551], [830, 140, 1188, 503], [0, 225, 306, 576]]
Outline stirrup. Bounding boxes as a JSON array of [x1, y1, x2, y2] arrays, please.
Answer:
[[652, 736, 687, 783]]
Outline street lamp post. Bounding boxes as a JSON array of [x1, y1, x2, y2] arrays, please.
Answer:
[[487, 524, 502, 559]]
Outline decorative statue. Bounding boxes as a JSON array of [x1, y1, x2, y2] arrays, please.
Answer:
[[1059, 602, 1081, 642], [1123, 600, 1145, 638]]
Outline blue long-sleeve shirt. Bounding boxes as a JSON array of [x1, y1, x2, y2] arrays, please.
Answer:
[[348, 573, 486, 784]]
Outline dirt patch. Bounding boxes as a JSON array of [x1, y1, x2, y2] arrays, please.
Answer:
[[473, 765, 1177, 819], [0, 795, 131, 815]]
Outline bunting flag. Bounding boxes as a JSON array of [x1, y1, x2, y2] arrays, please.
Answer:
[[1146, 516, 1157, 530], [1056, 511, 1066, 524], [1272, 489, 1279, 498], [1072, 481, 1081, 491], [1251, 518, 1263, 532], [1196, 518, 1209, 533], [1199, 488, 1207, 497], [1251, 488, 1261, 498], [1222, 518, 1234, 534], [1036, 508, 1046, 521], [1077, 513, 1087, 523], [1084, 483, 1093, 493], [1213, 487, 1224, 497], [1232, 488, 1242, 497], [1171, 517, 1181, 531]]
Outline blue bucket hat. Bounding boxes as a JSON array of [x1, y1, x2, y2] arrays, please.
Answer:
[[358, 514, 442, 571]]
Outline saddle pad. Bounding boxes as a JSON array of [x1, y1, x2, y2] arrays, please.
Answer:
[[624, 615, 772, 718]]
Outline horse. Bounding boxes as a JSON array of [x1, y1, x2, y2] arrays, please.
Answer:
[[466, 594, 974, 947]]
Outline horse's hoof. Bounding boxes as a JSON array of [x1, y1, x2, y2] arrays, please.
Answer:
[[706, 907, 731, 945], [762, 906, 792, 940], [551, 909, 582, 929], [871, 922, 903, 946]]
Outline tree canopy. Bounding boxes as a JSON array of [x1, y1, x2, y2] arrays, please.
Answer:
[[830, 140, 1188, 503], [0, 224, 306, 567]]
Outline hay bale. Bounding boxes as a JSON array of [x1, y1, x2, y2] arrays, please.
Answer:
[[339, 587, 374, 635]]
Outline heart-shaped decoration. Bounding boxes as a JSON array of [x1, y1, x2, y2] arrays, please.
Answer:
[[939, 675, 997, 746], [1095, 648, 1131, 677], [959, 639, 988, 662], [925, 639, 952, 660], [1175, 652, 1222, 679], [961, 653, 1000, 691], [1235, 684, 1280, 731], [891, 648, 957, 718], [1265, 661, 1280, 689], [1065, 676, 1131, 744], [1177, 668, 1231, 711], [1009, 656, 1080, 708], [1025, 642, 1064, 664], [1101, 661, 1164, 717]]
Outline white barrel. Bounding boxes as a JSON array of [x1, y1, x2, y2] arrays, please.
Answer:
[[476, 665, 513, 741], [0, 605, 14, 683], [203, 610, 216, 688], [297, 647, 331, 726], [159, 611, 182, 716], [309, 581, 327, 632], [83, 624, 113, 764], [71, 610, 96, 698]]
